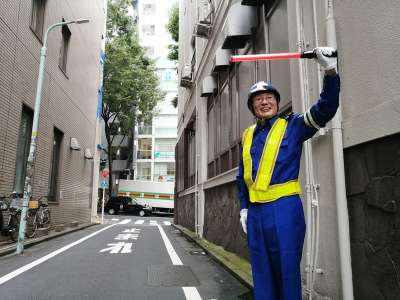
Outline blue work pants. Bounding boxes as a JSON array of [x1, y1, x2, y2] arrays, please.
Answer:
[[247, 195, 306, 300]]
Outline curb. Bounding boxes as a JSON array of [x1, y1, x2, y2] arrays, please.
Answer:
[[0, 223, 98, 257], [172, 224, 253, 289]]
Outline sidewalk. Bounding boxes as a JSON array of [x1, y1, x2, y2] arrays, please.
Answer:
[[0, 221, 98, 257], [172, 224, 253, 289]]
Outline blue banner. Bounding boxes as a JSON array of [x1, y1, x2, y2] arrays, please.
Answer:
[[100, 49, 106, 65], [97, 88, 103, 119]]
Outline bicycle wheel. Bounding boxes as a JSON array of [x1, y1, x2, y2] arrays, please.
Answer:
[[9, 213, 20, 242], [25, 210, 37, 238], [42, 209, 51, 228]]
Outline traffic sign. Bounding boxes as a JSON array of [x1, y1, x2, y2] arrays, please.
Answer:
[[100, 180, 108, 189], [101, 168, 109, 178]]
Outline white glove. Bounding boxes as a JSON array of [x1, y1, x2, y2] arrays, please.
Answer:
[[240, 209, 248, 234], [314, 47, 337, 71]]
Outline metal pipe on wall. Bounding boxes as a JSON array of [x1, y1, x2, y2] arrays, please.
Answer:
[[295, 1, 314, 297], [325, 1, 354, 299]]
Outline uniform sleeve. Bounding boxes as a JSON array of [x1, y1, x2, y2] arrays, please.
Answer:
[[298, 74, 341, 141], [236, 148, 250, 210]]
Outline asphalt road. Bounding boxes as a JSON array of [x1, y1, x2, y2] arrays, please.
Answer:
[[0, 214, 251, 300]]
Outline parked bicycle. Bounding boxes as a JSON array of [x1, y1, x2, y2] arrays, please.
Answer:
[[0, 192, 42, 242], [34, 196, 51, 229]]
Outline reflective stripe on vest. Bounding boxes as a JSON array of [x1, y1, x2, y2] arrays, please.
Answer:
[[242, 118, 302, 203]]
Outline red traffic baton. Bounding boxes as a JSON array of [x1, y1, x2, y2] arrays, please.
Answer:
[[229, 50, 337, 63]]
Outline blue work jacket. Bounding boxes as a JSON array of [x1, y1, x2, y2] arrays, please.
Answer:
[[237, 74, 341, 209]]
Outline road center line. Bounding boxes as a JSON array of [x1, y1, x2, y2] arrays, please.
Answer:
[[0, 224, 117, 285], [156, 224, 202, 300]]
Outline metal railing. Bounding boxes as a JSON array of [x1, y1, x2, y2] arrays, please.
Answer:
[[154, 151, 175, 159], [138, 126, 152, 135], [137, 150, 152, 159]]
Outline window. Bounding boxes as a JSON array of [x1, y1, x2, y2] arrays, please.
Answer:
[[14, 106, 34, 193], [59, 21, 71, 74], [137, 138, 152, 159], [154, 162, 175, 182], [137, 162, 151, 181], [48, 128, 63, 201], [30, 0, 46, 40], [142, 25, 155, 36], [143, 2, 155, 15], [154, 139, 176, 159]]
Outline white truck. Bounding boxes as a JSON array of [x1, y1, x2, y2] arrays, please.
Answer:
[[117, 180, 174, 214]]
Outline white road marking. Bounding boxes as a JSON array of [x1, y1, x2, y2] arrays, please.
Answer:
[[122, 228, 141, 233], [118, 219, 131, 225], [149, 220, 158, 226], [99, 242, 133, 254], [111, 218, 119, 221], [182, 287, 202, 300], [134, 220, 145, 224], [157, 224, 202, 300], [0, 224, 117, 285], [114, 233, 139, 240], [163, 221, 171, 226]]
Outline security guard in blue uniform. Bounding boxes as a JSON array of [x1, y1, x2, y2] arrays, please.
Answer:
[[236, 47, 340, 299]]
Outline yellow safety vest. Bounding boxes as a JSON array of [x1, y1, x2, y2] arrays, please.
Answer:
[[242, 118, 302, 203]]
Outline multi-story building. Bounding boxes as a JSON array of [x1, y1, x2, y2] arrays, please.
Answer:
[[0, 0, 106, 225], [132, 0, 178, 183], [176, 0, 400, 299]]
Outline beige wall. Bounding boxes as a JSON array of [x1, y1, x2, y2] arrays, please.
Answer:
[[0, 0, 105, 225]]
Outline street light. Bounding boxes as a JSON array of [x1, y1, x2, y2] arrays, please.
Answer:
[[16, 18, 90, 255]]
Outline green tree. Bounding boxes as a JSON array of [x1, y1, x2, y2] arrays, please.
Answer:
[[166, 3, 179, 62], [103, 0, 163, 196]]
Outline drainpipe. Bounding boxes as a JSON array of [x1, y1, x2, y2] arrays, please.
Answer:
[[295, 1, 314, 297], [326, 1, 354, 299]]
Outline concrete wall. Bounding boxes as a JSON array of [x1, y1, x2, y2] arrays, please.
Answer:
[[176, 0, 400, 298], [204, 182, 248, 259], [344, 133, 400, 299], [0, 0, 105, 225]]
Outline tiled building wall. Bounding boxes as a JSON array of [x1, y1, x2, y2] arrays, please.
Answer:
[[0, 0, 105, 225]]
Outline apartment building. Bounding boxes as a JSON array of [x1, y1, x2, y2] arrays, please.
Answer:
[[133, 0, 178, 183], [0, 0, 106, 225], [176, 0, 400, 299]]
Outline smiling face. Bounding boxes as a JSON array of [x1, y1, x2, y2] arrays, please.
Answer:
[[252, 92, 278, 120]]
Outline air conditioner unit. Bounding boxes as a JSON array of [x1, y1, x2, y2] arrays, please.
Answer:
[[70, 137, 81, 151], [222, 3, 256, 49], [200, 75, 217, 97], [84, 148, 93, 159], [212, 48, 231, 72], [180, 64, 193, 88], [193, 22, 212, 39]]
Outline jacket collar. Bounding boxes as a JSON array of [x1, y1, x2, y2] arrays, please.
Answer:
[[256, 115, 279, 130]]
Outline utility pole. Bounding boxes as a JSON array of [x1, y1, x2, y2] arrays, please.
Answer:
[[16, 19, 90, 255]]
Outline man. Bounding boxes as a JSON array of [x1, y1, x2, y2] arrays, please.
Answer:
[[236, 47, 339, 299]]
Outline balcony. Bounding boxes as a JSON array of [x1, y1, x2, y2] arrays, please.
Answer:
[[137, 175, 151, 181], [137, 150, 152, 159], [154, 151, 175, 160], [138, 126, 152, 135]]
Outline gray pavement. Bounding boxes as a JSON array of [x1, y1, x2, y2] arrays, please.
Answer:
[[0, 215, 251, 300]]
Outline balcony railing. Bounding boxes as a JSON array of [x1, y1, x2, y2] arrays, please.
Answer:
[[138, 126, 152, 135], [137, 175, 151, 181], [154, 174, 175, 182], [137, 150, 152, 159], [154, 151, 175, 159]]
